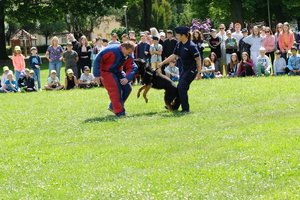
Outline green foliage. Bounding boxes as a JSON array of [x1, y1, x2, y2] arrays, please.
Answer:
[[0, 66, 299, 198], [111, 27, 127, 39], [151, 0, 172, 30]]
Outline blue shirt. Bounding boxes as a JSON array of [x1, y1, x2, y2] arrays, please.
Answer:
[[287, 55, 300, 70], [29, 55, 42, 69], [173, 40, 199, 72], [5, 80, 18, 92]]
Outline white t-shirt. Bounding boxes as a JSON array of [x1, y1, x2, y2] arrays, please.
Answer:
[[80, 73, 95, 83]]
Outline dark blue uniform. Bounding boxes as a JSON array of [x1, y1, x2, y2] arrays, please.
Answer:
[[173, 27, 200, 112]]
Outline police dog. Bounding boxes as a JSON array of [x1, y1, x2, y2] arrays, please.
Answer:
[[134, 59, 179, 110]]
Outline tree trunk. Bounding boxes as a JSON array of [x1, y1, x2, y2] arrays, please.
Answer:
[[230, 0, 244, 26], [143, 0, 152, 30], [0, 0, 9, 60]]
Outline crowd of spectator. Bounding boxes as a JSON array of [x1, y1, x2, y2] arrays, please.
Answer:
[[1, 21, 300, 93]]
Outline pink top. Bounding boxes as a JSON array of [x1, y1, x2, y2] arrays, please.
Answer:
[[262, 35, 275, 52], [278, 32, 294, 52], [12, 54, 25, 71]]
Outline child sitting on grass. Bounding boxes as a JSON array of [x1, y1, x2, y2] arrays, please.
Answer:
[[273, 50, 286, 76], [201, 57, 215, 79], [256, 47, 271, 76], [78, 66, 97, 88], [18, 68, 36, 92], [65, 69, 78, 90], [2, 71, 19, 93], [45, 70, 64, 91], [164, 60, 179, 81]]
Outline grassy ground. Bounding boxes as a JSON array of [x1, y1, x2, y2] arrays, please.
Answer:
[[0, 64, 299, 199]]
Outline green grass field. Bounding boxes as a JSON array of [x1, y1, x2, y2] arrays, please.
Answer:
[[0, 61, 300, 199]]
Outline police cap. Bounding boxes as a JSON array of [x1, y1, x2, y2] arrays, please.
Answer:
[[175, 26, 190, 35]]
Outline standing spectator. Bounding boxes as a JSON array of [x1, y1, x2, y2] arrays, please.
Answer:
[[226, 53, 239, 77], [129, 30, 135, 40], [243, 26, 262, 66], [91, 37, 103, 70], [29, 47, 42, 90], [232, 23, 243, 44], [209, 52, 221, 76], [65, 69, 78, 90], [260, 26, 266, 38], [163, 30, 178, 61], [256, 47, 271, 76], [296, 30, 300, 53], [208, 29, 221, 59], [77, 35, 92, 77], [273, 50, 287, 76], [63, 42, 79, 78], [93, 42, 138, 117], [150, 36, 163, 73], [225, 30, 238, 64], [135, 33, 150, 62], [217, 24, 228, 67], [67, 33, 80, 52], [109, 33, 120, 45], [237, 52, 255, 77], [232, 23, 244, 60], [45, 70, 64, 90], [164, 60, 179, 81], [239, 28, 251, 56], [45, 36, 63, 80], [121, 34, 129, 43], [274, 23, 283, 50], [201, 57, 215, 79], [2, 71, 19, 93], [159, 31, 166, 46], [102, 39, 109, 48], [12, 45, 25, 82], [1, 66, 10, 90], [278, 22, 295, 61], [262, 27, 275, 66], [150, 27, 160, 38], [192, 30, 205, 62], [79, 66, 97, 88], [287, 46, 300, 76]]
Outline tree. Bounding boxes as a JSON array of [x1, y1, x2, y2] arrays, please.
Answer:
[[38, 20, 67, 45], [0, 0, 9, 60]]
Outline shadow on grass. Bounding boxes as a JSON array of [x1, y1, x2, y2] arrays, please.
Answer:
[[84, 110, 187, 123]]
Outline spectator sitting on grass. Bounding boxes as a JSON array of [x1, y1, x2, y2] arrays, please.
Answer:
[[79, 66, 97, 88], [201, 57, 215, 79], [226, 53, 239, 77], [18, 68, 36, 92], [256, 47, 271, 76], [164, 60, 179, 81], [1, 66, 11, 90], [2, 71, 19, 93], [65, 69, 78, 90], [237, 52, 255, 77], [287, 46, 300, 76], [273, 50, 286, 76], [45, 70, 64, 91]]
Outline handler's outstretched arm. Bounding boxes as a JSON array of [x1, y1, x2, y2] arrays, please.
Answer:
[[158, 54, 177, 68]]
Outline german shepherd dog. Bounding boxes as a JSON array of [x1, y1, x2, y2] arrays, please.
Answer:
[[134, 59, 179, 110]]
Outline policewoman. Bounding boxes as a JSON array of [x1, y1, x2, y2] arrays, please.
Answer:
[[158, 26, 202, 113]]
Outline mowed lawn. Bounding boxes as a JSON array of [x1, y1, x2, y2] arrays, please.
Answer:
[[0, 65, 299, 199]]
